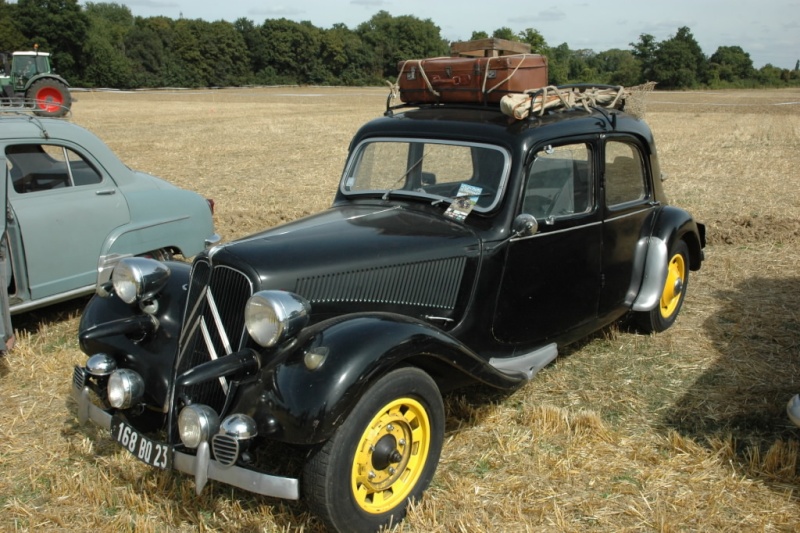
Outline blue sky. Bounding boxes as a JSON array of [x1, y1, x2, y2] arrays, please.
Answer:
[[78, 0, 800, 69]]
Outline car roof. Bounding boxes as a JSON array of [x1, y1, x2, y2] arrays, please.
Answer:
[[350, 104, 657, 154], [0, 114, 136, 182]]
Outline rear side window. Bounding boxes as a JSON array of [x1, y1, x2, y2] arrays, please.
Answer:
[[5, 144, 102, 194], [604, 141, 647, 207]]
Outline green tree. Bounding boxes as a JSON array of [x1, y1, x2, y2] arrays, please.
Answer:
[[546, 43, 572, 85], [82, 2, 135, 87], [124, 17, 169, 87], [469, 30, 489, 40], [234, 17, 267, 79], [321, 23, 373, 85], [259, 18, 326, 84], [13, 0, 89, 80], [356, 11, 447, 79], [630, 33, 657, 81], [756, 63, 783, 86], [651, 27, 706, 88], [590, 49, 641, 86], [518, 28, 548, 54], [167, 19, 248, 87], [492, 27, 516, 41], [0, 1, 26, 51], [708, 45, 754, 83]]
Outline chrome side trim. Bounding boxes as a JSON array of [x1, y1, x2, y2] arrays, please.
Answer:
[[10, 284, 95, 314], [604, 206, 653, 223], [71, 372, 300, 501], [631, 237, 668, 311], [510, 220, 602, 242]]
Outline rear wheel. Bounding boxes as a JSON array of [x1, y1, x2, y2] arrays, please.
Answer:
[[27, 79, 71, 117], [303, 367, 444, 532], [636, 239, 689, 333]]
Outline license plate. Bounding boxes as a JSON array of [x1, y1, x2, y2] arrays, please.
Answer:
[[111, 416, 172, 470]]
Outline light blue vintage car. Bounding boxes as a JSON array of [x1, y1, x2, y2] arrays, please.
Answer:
[[0, 112, 218, 338]]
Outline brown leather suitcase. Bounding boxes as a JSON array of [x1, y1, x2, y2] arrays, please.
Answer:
[[397, 54, 548, 104]]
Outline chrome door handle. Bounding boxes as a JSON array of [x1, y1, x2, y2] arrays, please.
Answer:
[[95, 189, 117, 196]]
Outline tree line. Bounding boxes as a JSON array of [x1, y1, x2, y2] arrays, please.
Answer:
[[1, 0, 798, 90]]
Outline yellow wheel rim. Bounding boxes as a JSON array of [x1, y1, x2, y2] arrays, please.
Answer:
[[659, 252, 686, 319], [351, 397, 431, 514]]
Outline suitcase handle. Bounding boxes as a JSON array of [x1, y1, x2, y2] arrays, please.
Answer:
[[431, 74, 472, 87]]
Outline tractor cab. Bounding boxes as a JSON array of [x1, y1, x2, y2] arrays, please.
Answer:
[[9, 51, 54, 90]]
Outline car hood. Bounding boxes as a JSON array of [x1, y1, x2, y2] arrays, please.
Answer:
[[210, 204, 482, 323]]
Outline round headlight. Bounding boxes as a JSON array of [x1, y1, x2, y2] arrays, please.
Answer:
[[112, 257, 171, 305], [107, 369, 145, 409], [178, 404, 220, 448], [245, 291, 310, 347]]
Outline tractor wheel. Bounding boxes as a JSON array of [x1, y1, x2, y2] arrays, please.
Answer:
[[302, 367, 444, 533], [27, 79, 71, 118]]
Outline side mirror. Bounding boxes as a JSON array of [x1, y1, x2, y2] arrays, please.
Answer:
[[512, 213, 538, 237]]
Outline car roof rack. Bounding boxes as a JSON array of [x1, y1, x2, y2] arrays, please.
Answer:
[[385, 82, 656, 121], [0, 99, 71, 119]]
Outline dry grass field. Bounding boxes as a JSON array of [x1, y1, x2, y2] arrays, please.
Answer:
[[1, 86, 799, 532]]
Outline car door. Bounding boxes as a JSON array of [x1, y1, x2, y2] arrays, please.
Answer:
[[6, 142, 130, 300], [493, 140, 602, 344], [0, 155, 13, 351], [598, 137, 658, 316]]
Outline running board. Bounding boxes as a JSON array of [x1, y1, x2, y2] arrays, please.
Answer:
[[489, 343, 558, 380]]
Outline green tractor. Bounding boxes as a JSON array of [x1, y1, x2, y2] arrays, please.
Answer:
[[0, 48, 72, 117]]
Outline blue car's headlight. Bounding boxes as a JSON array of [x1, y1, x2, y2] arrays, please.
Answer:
[[244, 291, 310, 347], [111, 257, 170, 304]]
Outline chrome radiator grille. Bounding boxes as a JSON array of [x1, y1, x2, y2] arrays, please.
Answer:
[[174, 259, 253, 413]]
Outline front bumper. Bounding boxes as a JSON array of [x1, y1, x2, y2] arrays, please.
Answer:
[[71, 366, 299, 500]]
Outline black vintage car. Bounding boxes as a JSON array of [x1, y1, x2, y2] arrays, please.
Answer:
[[71, 86, 705, 533]]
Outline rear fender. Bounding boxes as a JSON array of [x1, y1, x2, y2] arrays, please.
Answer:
[[229, 313, 526, 445], [23, 74, 70, 91], [632, 207, 704, 312]]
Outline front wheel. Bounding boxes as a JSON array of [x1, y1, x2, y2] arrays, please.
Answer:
[[636, 239, 689, 333], [303, 367, 444, 533]]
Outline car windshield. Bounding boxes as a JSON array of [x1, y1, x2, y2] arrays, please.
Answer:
[[341, 138, 509, 213]]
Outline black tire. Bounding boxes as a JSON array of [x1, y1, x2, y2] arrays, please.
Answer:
[[302, 367, 444, 533], [27, 78, 71, 118], [635, 239, 689, 333]]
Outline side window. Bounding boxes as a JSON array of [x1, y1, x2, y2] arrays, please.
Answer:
[[604, 141, 646, 207], [5, 144, 102, 194], [523, 142, 592, 220]]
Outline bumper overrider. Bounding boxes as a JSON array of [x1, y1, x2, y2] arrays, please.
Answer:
[[70, 256, 318, 502], [71, 365, 300, 499]]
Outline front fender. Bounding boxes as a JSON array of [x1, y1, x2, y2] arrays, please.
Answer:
[[228, 313, 525, 445], [78, 260, 191, 410]]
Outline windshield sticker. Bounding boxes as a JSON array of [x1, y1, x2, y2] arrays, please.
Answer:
[[444, 184, 482, 222]]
